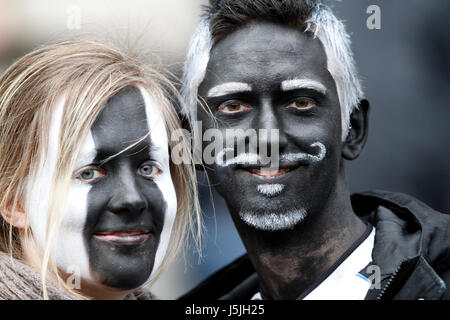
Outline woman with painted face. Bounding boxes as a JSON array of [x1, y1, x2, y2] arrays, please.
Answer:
[[0, 39, 200, 299]]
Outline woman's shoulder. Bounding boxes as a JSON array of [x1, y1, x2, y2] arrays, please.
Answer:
[[0, 250, 75, 300]]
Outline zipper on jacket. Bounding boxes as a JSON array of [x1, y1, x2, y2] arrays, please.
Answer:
[[376, 263, 403, 300]]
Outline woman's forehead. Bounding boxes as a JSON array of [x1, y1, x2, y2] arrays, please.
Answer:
[[89, 86, 153, 159], [47, 86, 169, 166]]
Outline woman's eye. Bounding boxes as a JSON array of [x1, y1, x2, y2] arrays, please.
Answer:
[[138, 163, 161, 179], [75, 167, 105, 184], [218, 101, 252, 114], [285, 99, 316, 110]]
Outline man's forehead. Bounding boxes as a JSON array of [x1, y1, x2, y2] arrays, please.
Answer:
[[212, 21, 321, 52], [204, 21, 329, 86]]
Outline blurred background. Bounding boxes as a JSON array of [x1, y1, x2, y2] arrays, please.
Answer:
[[0, 0, 448, 299]]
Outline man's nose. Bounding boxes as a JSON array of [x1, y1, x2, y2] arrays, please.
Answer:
[[107, 168, 147, 215], [254, 99, 288, 153]]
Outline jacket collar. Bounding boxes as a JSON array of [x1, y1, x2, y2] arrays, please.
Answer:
[[352, 190, 450, 273], [352, 190, 450, 299]]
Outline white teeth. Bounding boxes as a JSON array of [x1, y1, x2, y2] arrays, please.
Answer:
[[251, 168, 290, 177], [256, 184, 285, 197]]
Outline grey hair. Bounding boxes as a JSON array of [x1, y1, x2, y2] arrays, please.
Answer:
[[180, 13, 214, 125], [181, 1, 364, 141]]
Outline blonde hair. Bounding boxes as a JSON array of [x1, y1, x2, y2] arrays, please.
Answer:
[[0, 39, 201, 299]]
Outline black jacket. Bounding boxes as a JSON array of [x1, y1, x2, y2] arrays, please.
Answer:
[[180, 190, 450, 300]]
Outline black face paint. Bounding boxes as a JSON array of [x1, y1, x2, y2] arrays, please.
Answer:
[[83, 86, 166, 290], [197, 21, 343, 231]]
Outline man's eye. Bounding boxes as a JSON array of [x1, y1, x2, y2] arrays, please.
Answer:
[[218, 101, 252, 114], [75, 167, 106, 184], [285, 99, 316, 110], [137, 163, 161, 179]]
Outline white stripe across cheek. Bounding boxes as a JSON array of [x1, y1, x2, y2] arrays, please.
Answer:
[[61, 130, 96, 280], [26, 97, 93, 281], [138, 86, 177, 281]]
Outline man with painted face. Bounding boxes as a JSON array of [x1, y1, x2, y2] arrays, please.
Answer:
[[180, 0, 450, 300]]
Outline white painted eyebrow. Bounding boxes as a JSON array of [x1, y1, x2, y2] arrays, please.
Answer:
[[281, 79, 327, 95], [207, 82, 252, 98], [75, 149, 97, 169]]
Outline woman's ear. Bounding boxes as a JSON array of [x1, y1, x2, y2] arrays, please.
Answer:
[[1, 202, 27, 230], [342, 99, 370, 160]]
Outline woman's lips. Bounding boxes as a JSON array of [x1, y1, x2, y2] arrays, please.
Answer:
[[246, 167, 293, 178], [93, 231, 150, 245]]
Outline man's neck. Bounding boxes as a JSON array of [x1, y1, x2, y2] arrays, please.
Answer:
[[232, 177, 367, 300]]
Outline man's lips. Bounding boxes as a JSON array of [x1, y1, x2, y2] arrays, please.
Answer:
[[93, 230, 150, 245], [245, 167, 293, 178], [236, 161, 303, 179]]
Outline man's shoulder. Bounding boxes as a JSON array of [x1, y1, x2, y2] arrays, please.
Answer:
[[352, 189, 450, 265], [352, 189, 450, 227], [179, 190, 450, 300], [353, 190, 450, 300]]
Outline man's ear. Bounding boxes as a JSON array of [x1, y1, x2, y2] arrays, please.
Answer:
[[342, 99, 370, 160], [1, 202, 27, 230]]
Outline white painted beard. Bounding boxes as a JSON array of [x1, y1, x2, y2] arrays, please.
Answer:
[[256, 184, 285, 197], [239, 208, 308, 231]]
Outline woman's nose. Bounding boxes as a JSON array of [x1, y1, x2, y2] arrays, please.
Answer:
[[107, 168, 147, 215]]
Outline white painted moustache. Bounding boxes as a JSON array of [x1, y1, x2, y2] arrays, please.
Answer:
[[215, 142, 327, 168]]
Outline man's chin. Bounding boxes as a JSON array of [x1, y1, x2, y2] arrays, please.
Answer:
[[238, 208, 308, 231]]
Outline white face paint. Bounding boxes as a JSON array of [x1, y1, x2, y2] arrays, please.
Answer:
[[256, 184, 285, 198], [215, 148, 259, 167], [239, 209, 307, 231], [281, 78, 327, 95], [26, 97, 92, 280], [207, 82, 252, 98], [215, 142, 327, 168], [138, 86, 177, 281]]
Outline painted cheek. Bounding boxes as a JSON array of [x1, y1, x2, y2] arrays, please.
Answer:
[[148, 170, 177, 280], [55, 181, 92, 279], [138, 86, 178, 280], [26, 97, 94, 280], [26, 99, 65, 254]]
